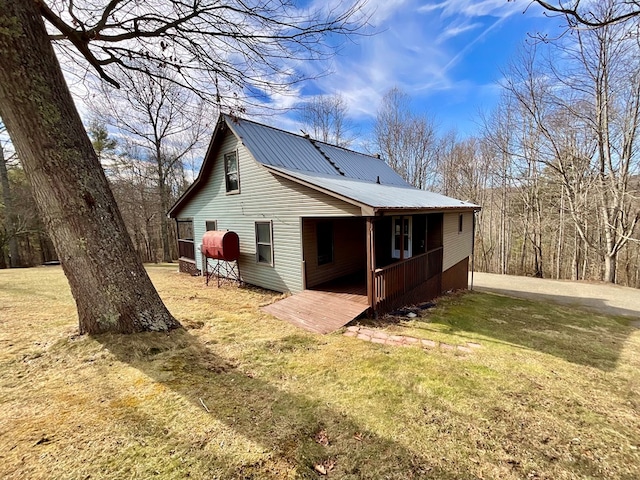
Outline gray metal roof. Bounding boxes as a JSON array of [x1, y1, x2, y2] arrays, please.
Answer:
[[264, 165, 479, 211], [314, 142, 408, 186], [224, 115, 410, 187]]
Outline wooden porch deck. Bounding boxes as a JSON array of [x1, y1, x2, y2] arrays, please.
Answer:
[[261, 280, 368, 334]]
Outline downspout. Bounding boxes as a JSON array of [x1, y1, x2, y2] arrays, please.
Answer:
[[471, 210, 477, 290]]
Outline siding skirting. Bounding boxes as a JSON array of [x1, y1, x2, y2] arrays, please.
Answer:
[[441, 257, 469, 292]]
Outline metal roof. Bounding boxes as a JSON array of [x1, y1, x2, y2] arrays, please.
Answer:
[[264, 165, 479, 212], [169, 114, 479, 218], [314, 142, 408, 186], [224, 115, 410, 187]]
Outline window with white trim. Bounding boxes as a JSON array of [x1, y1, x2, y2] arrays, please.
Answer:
[[255, 221, 273, 265], [224, 151, 239, 193], [458, 214, 463, 233]]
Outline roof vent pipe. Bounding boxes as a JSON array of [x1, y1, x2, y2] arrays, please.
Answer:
[[376, 176, 381, 184]]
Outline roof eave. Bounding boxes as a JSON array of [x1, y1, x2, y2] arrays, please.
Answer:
[[373, 205, 481, 216]]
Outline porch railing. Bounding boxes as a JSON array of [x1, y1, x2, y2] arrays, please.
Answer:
[[178, 239, 195, 260], [373, 247, 443, 313]]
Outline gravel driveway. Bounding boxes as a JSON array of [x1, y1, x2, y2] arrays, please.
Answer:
[[470, 272, 640, 321]]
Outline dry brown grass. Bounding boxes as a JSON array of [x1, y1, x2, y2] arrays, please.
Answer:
[[1, 264, 639, 479]]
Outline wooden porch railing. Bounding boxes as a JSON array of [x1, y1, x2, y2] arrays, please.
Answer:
[[373, 247, 443, 314], [178, 239, 195, 260]]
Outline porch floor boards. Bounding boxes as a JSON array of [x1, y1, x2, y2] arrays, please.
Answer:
[[261, 287, 368, 334]]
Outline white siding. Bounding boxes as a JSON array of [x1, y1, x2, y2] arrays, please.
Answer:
[[442, 212, 473, 271], [177, 131, 362, 293]]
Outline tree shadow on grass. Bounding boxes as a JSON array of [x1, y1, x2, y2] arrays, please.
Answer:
[[417, 291, 636, 372], [96, 328, 466, 479]]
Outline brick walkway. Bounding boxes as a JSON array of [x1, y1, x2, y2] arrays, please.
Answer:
[[343, 326, 482, 353]]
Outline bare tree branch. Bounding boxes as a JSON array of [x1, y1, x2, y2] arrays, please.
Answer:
[[39, 0, 370, 105], [517, 0, 640, 28]]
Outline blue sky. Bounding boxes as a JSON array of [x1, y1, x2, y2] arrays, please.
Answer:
[[277, 0, 565, 139]]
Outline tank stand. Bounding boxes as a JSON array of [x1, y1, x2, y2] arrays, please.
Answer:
[[204, 257, 241, 287]]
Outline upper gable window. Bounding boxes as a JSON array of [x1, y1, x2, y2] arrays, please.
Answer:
[[224, 151, 239, 193]]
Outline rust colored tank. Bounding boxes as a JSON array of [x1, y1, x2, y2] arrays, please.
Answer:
[[201, 230, 240, 261]]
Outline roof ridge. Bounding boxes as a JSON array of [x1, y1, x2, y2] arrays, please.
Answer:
[[311, 138, 385, 161]]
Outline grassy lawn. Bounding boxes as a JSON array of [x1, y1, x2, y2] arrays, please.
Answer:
[[1, 264, 639, 479]]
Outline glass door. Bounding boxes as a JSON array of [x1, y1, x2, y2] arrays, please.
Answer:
[[392, 216, 412, 259]]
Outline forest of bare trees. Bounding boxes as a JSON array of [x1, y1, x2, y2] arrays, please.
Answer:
[[365, 2, 640, 287], [476, 5, 640, 287]]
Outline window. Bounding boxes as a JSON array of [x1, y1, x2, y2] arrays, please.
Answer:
[[176, 219, 194, 241], [317, 221, 333, 265], [458, 214, 464, 233], [255, 221, 273, 265], [176, 218, 195, 260], [205, 220, 217, 231], [224, 151, 239, 193], [392, 216, 412, 259]]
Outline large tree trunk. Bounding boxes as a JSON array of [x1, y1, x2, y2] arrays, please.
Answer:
[[0, 140, 22, 267], [0, 0, 180, 334]]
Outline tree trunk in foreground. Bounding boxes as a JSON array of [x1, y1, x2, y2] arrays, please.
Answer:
[[0, 0, 180, 334]]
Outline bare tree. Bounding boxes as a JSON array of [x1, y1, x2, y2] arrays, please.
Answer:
[[0, 0, 365, 334], [0, 123, 22, 267], [516, 0, 640, 28], [299, 93, 354, 147], [374, 87, 439, 189], [503, 17, 640, 283], [95, 68, 206, 263], [0, 127, 55, 268], [106, 145, 164, 263], [87, 121, 158, 262]]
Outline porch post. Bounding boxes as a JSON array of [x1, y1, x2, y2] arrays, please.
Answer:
[[366, 217, 375, 314], [399, 216, 404, 261]]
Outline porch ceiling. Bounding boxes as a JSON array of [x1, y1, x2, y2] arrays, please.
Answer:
[[261, 290, 368, 334]]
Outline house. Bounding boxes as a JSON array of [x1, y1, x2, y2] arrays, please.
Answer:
[[168, 114, 479, 321]]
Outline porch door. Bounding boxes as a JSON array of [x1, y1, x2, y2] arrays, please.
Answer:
[[392, 216, 412, 259]]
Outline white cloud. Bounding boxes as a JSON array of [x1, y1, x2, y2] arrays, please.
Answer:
[[437, 21, 483, 42], [440, 15, 510, 74], [418, 0, 522, 18], [364, 0, 413, 24]]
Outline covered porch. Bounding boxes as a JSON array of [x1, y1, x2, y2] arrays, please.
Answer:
[[264, 213, 446, 334], [301, 213, 445, 317], [367, 213, 444, 315]]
